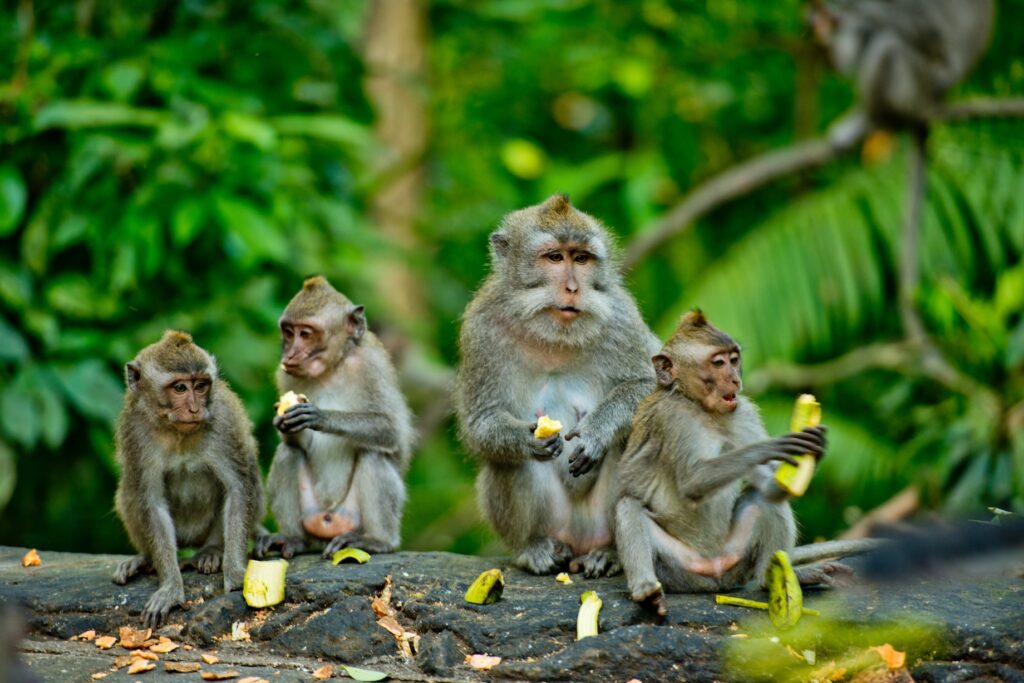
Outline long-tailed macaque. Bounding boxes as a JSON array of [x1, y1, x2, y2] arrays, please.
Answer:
[[455, 193, 661, 576], [255, 276, 414, 560], [113, 331, 264, 628], [615, 311, 833, 614]]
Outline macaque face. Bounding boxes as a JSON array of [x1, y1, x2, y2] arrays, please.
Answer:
[[162, 375, 211, 433], [280, 320, 329, 378], [698, 346, 742, 414], [537, 241, 598, 322]]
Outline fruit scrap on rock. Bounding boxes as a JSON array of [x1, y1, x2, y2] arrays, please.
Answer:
[[312, 665, 333, 680], [870, 643, 907, 669], [201, 653, 220, 665], [127, 659, 156, 674], [200, 670, 241, 680], [466, 654, 502, 670], [331, 548, 371, 565], [576, 591, 602, 640], [464, 568, 504, 605], [149, 636, 179, 653], [243, 559, 288, 608], [555, 572, 573, 585], [165, 662, 202, 673], [119, 626, 153, 648], [533, 415, 562, 439], [72, 629, 97, 641], [230, 621, 251, 642], [21, 549, 41, 567], [94, 636, 117, 650]]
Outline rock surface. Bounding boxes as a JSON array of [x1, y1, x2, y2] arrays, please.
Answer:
[[1, 546, 1022, 682]]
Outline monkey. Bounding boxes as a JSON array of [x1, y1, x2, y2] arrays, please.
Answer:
[[254, 276, 414, 560], [613, 311, 844, 615], [454, 193, 661, 577], [810, 0, 995, 146], [112, 331, 264, 628], [0, 605, 41, 683]]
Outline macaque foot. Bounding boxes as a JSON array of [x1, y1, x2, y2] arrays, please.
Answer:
[[142, 585, 185, 630], [321, 533, 396, 558], [181, 545, 222, 574], [254, 533, 307, 560], [113, 555, 152, 585], [688, 552, 740, 578], [223, 566, 245, 593], [630, 580, 667, 617], [569, 547, 622, 578], [796, 560, 856, 588], [516, 538, 573, 575]]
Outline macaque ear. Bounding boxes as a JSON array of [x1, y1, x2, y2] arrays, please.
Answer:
[[348, 305, 366, 341], [125, 362, 142, 391], [652, 354, 675, 387], [490, 233, 509, 259]]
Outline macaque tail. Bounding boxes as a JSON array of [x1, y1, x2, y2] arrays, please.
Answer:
[[790, 538, 888, 565]]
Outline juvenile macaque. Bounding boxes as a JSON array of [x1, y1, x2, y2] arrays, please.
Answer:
[[113, 331, 264, 628], [256, 276, 414, 559], [615, 311, 832, 614], [455, 194, 660, 576], [811, 0, 994, 144]]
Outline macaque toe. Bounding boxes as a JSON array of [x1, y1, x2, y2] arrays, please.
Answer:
[[631, 581, 666, 616], [142, 587, 183, 629], [797, 560, 856, 588], [184, 546, 223, 574], [321, 532, 359, 559], [517, 538, 572, 574], [255, 533, 305, 560], [113, 555, 151, 585], [573, 548, 621, 578]]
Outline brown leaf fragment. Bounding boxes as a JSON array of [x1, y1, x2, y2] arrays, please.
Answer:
[[21, 549, 41, 567], [312, 665, 333, 680], [371, 575, 394, 619], [72, 629, 97, 641], [869, 644, 907, 670], [91, 673, 109, 680], [127, 659, 156, 674], [94, 636, 117, 650], [376, 616, 404, 638], [201, 653, 220, 664], [200, 670, 240, 680], [165, 661, 202, 673], [119, 626, 153, 648], [466, 654, 501, 670], [150, 640, 179, 654]]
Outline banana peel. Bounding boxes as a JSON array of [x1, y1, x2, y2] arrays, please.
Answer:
[[576, 590, 602, 640], [774, 394, 821, 496], [243, 559, 288, 608], [465, 568, 504, 605], [766, 550, 803, 629], [534, 415, 562, 439], [331, 548, 371, 565]]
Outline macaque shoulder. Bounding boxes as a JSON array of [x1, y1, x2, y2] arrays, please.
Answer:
[[726, 396, 768, 445]]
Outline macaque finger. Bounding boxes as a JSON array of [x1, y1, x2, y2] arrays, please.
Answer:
[[564, 428, 580, 442]]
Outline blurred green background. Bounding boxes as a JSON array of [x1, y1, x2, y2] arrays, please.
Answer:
[[1, 0, 1022, 556]]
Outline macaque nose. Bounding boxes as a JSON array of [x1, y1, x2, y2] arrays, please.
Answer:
[[188, 396, 199, 413], [565, 273, 579, 294]]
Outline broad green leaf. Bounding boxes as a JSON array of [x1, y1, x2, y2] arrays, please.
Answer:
[[36, 377, 69, 450], [0, 374, 40, 448], [0, 263, 32, 308], [221, 112, 277, 150], [54, 360, 124, 425], [0, 318, 29, 362], [101, 60, 145, 101], [34, 101, 167, 130], [172, 200, 206, 247], [0, 439, 14, 512], [215, 195, 289, 264], [0, 165, 27, 236], [341, 665, 388, 681], [271, 114, 374, 150], [46, 276, 118, 320]]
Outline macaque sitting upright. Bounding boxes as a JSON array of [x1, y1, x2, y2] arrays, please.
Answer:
[[256, 276, 414, 560]]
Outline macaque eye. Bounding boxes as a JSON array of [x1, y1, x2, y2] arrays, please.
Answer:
[[283, 328, 294, 339], [299, 329, 311, 339], [574, 253, 590, 264], [730, 355, 740, 366], [194, 381, 209, 393], [173, 383, 188, 394], [712, 358, 725, 368], [546, 252, 564, 263]]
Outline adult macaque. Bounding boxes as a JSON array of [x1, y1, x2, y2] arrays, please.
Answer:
[[615, 311, 839, 615], [256, 276, 414, 560], [811, 0, 994, 145], [113, 331, 264, 628], [455, 193, 660, 576]]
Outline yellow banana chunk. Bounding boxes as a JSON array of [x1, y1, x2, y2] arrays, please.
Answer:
[[276, 391, 307, 417], [534, 415, 563, 439], [774, 394, 821, 496], [465, 568, 504, 605], [555, 572, 573, 585], [331, 547, 371, 565], [765, 550, 802, 630], [243, 559, 288, 608], [576, 591, 602, 639]]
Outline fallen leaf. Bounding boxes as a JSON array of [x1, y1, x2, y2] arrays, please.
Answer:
[[119, 626, 153, 648], [150, 640, 179, 654], [376, 616, 404, 638], [312, 665, 333, 680], [466, 654, 501, 670], [73, 629, 97, 641], [132, 651, 159, 661], [91, 674, 108, 680], [230, 621, 251, 642], [94, 636, 117, 650], [200, 670, 240, 680], [21, 549, 41, 567], [202, 653, 220, 665], [370, 575, 394, 619], [340, 665, 388, 681], [165, 661, 202, 673], [127, 659, 156, 674], [869, 644, 906, 670]]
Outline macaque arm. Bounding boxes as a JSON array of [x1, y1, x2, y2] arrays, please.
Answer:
[[316, 410, 400, 452], [137, 470, 183, 594], [212, 461, 248, 591], [582, 377, 656, 444], [675, 440, 782, 503], [462, 408, 538, 466]]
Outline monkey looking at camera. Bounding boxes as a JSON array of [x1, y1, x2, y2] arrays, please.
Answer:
[[614, 311, 836, 615], [255, 276, 414, 560], [455, 193, 661, 576], [113, 331, 264, 628]]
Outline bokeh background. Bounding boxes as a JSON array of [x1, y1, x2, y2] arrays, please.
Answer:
[[1, 0, 1022, 556]]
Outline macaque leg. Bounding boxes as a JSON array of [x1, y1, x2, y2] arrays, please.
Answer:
[[322, 452, 404, 557], [142, 506, 187, 629], [689, 502, 763, 578], [479, 462, 572, 574], [256, 444, 309, 559], [615, 496, 666, 615]]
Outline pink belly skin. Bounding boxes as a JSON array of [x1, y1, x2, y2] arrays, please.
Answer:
[[302, 512, 358, 540]]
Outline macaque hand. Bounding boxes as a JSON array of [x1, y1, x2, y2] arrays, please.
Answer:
[[527, 422, 563, 461], [142, 584, 184, 630], [276, 402, 324, 433], [761, 425, 827, 464], [564, 427, 607, 477]]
